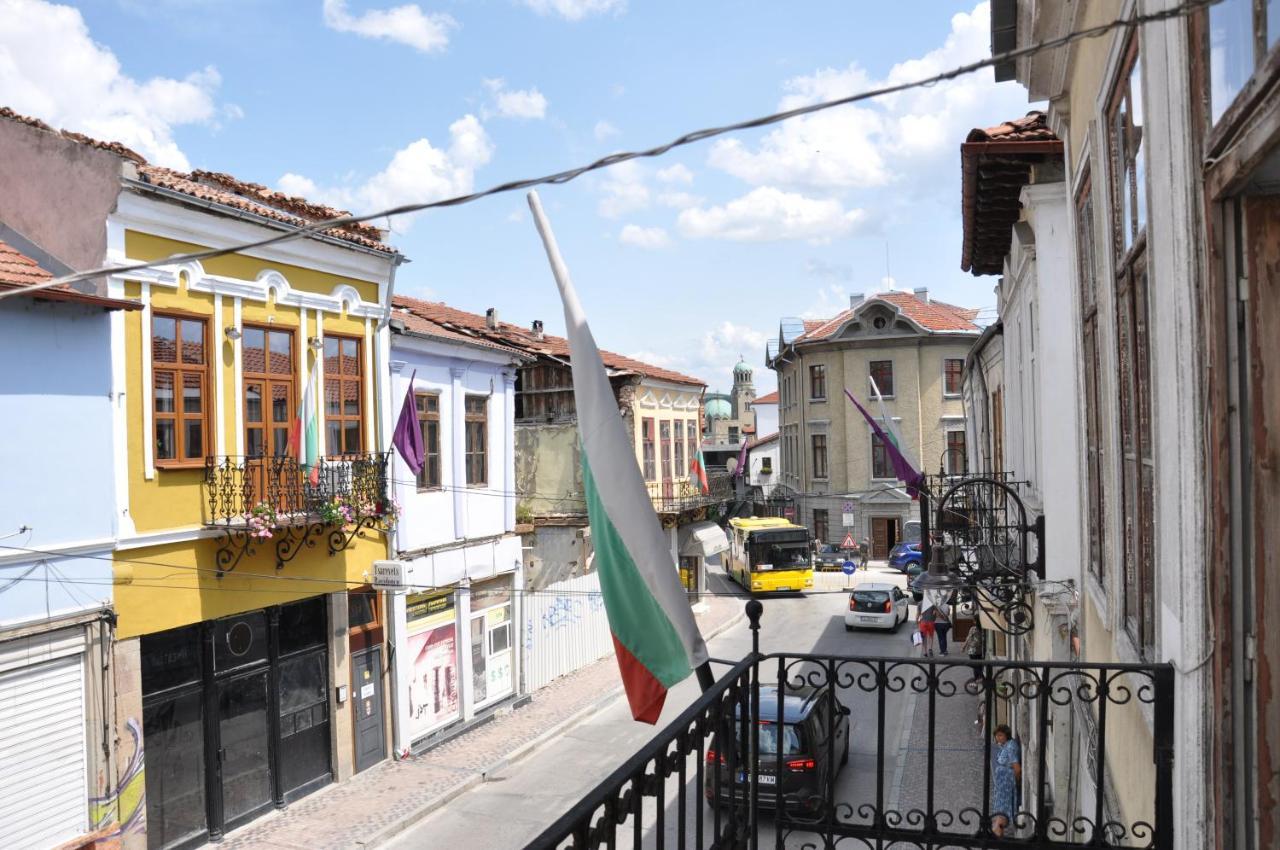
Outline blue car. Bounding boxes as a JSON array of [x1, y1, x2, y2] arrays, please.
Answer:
[[888, 540, 922, 572]]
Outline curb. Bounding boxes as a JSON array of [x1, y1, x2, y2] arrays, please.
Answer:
[[366, 602, 749, 848]]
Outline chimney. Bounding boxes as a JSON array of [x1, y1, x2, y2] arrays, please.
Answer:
[[849, 293, 865, 309], [531, 319, 544, 340], [486, 307, 498, 329], [913, 287, 930, 302]]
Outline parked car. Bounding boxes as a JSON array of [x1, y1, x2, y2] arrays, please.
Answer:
[[844, 582, 910, 631], [813, 542, 846, 571], [888, 540, 923, 572], [704, 683, 849, 813], [909, 568, 927, 602]]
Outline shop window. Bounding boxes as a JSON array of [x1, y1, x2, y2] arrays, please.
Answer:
[[141, 624, 201, 694], [324, 336, 363, 455], [152, 314, 209, 466], [470, 578, 514, 709], [214, 611, 268, 672], [405, 592, 460, 739], [143, 691, 207, 848], [278, 596, 328, 656]]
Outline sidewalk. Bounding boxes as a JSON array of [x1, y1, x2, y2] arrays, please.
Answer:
[[219, 589, 746, 850]]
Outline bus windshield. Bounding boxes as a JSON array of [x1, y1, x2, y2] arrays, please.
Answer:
[[749, 541, 810, 570]]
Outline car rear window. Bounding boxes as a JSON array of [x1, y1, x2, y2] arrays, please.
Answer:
[[756, 722, 803, 755], [852, 590, 889, 605]]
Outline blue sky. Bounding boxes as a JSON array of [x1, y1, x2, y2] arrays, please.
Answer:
[[1, 0, 1036, 394]]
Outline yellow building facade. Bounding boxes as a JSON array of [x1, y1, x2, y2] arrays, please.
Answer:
[[107, 179, 401, 848]]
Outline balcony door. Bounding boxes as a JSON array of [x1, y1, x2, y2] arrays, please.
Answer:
[[242, 327, 296, 508]]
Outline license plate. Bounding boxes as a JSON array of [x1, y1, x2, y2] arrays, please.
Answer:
[[736, 773, 777, 785], [860, 616, 878, 623], [776, 586, 790, 592]]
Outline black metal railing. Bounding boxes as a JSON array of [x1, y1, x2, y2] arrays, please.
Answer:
[[529, 603, 1174, 850], [202, 452, 391, 575], [647, 471, 735, 515]]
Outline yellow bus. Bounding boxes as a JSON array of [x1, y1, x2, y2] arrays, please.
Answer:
[[726, 517, 815, 593]]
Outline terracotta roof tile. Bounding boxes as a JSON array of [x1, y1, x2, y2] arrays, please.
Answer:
[[392, 294, 706, 386], [797, 290, 979, 341], [753, 390, 779, 404], [138, 166, 394, 253], [961, 110, 1063, 275], [1, 107, 147, 164], [0, 238, 139, 309]]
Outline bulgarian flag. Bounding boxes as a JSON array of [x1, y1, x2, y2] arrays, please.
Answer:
[[528, 190, 709, 724], [690, 445, 710, 495], [288, 355, 320, 485]]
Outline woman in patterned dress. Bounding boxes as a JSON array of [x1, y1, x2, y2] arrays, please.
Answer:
[[991, 724, 1022, 836]]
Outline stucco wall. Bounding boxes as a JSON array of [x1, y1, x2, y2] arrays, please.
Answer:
[[515, 423, 582, 519], [0, 298, 118, 625], [0, 118, 126, 280]]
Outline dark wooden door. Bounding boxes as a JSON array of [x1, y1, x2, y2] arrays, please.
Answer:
[[351, 646, 386, 773]]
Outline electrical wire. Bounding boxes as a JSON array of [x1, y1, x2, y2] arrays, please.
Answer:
[[0, 0, 1223, 303]]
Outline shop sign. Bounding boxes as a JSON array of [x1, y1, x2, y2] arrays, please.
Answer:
[[372, 560, 408, 591], [405, 590, 460, 738]]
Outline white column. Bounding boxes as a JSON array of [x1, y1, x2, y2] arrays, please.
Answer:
[[233, 298, 244, 456], [213, 294, 226, 457], [389, 589, 410, 758], [451, 366, 466, 540], [364, 317, 376, 453], [457, 578, 474, 721], [140, 281, 154, 480], [503, 370, 517, 531]]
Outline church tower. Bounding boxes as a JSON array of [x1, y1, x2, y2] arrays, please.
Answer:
[[731, 356, 756, 425]]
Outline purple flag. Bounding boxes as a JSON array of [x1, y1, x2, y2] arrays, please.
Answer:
[[392, 370, 424, 476], [843, 389, 924, 499], [734, 436, 750, 479]]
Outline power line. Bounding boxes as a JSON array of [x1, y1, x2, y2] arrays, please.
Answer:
[[0, 0, 1221, 303]]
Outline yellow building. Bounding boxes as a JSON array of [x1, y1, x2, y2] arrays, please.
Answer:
[[108, 171, 401, 846]]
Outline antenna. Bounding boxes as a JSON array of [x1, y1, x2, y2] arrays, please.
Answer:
[[884, 241, 892, 290]]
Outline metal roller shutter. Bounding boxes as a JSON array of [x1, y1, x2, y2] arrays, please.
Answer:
[[0, 654, 87, 850]]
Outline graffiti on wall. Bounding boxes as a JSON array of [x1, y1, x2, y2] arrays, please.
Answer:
[[90, 716, 146, 837]]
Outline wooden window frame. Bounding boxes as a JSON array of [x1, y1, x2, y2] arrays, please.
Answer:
[[811, 433, 828, 480], [1077, 171, 1108, 586], [686, 420, 698, 478], [674, 420, 685, 479], [464, 394, 488, 487], [869, 360, 895, 398], [660, 420, 673, 482], [943, 358, 964, 397], [642, 417, 656, 481], [241, 323, 296, 462], [152, 311, 212, 469], [323, 333, 364, 458], [1107, 39, 1156, 658], [945, 429, 967, 476], [871, 433, 893, 480], [813, 508, 829, 544], [809, 364, 827, 401], [347, 587, 384, 653], [415, 391, 442, 491]]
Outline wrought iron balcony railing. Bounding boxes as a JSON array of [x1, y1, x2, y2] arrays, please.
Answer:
[[529, 603, 1174, 850], [202, 452, 392, 575], [646, 472, 735, 516]]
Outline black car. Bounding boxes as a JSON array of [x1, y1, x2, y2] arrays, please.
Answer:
[[813, 542, 846, 571], [703, 683, 850, 814]]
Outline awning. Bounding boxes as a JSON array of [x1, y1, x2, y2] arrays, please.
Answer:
[[679, 521, 729, 558]]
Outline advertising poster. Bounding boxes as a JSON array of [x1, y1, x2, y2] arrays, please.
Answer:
[[405, 592, 459, 739]]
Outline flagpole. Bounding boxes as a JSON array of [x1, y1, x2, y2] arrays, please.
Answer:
[[526, 189, 717, 695]]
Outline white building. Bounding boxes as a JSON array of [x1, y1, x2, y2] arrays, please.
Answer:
[[749, 389, 778, 439], [0, 229, 140, 848], [385, 296, 531, 755], [745, 432, 780, 500]]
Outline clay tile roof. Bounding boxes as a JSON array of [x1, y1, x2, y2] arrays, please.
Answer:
[[0, 107, 147, 164], [753, 390, 779, 404], [138, 166, 394, 253], [0, 238, 139, 310], [961, 110, 1063, 276], [797, 290, 980, 342], [391, 295, 706, 387]]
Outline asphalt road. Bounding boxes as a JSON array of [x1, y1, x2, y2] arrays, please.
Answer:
[[382, 566, 970, 850]]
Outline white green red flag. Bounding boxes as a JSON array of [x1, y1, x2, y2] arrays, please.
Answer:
[[528, 191, 709, 724], [690, 446, 710, 495], [288, 355, 320, 485]]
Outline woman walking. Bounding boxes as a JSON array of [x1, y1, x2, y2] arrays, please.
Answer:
[[917, 603, 937, 657], [991, 724, 1022, 837]]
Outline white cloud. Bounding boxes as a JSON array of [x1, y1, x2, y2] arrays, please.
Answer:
[[322, 0, 456, 53], [657, 190, 703, 209], [482, 78, 548, 119], [707, 3, 1029, 191], [595, 160, 650, 218], [803, 258, 854, 282], [656, 163, 694, 184], [593, 119, 620, 141], [631, 321, 772, 389], [518, 0, 625, 21], [618, 224, 670, 249], [0, 0, 223, 169], [677, 187, 866, 244], [278, 114, 492, 228]]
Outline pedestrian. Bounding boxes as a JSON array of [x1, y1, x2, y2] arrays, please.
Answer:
[[991, 724, 1022, 837], [917, 603, 937, 657], [858, 537, 870, 570], [933, 597, 953, 656]]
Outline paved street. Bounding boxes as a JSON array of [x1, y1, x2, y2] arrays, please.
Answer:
[[384, 567, 987, 849]]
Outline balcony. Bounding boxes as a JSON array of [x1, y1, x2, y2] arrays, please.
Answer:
[[203, 452, 392, 575], [530, 603, 1174, 850], [647, 472, 734, 516]]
